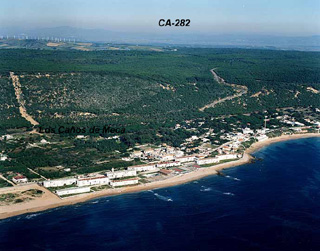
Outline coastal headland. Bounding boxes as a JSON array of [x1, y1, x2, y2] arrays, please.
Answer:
[[0, 133, 319, 220]]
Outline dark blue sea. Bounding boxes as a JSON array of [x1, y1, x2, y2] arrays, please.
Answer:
[[0, 137, 320, 251]]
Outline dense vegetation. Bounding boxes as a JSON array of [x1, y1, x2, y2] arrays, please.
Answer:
[[0, 48, 319, 177], [0, 76, 31, 133]]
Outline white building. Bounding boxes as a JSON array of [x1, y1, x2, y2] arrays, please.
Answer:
[[217, 154, 239, 161], [175, 155, 196, 163], [256, 129, 268, 134], [197, 154, 239, 165], [110, 178, 139, 187], [56, 186, 90, 196], [242, 128, 254, 134], [174, 150, 184, 157], [186, 135, 199, 142], [2, 135, 13, 140], [156, 161, 181, 168], [77, 176, 109, 187], [43, 178, 77, 188], [256, 135, 268, 142], [160, 154, 175, 161], [127, 164, 157, 172], [196, 157, 219, 165], [12, 175, 28, 183], [106, 169, 137, 179], [0, 154, 8, 161], [130, 151, 143, 159], [40, 139, 49, 144]]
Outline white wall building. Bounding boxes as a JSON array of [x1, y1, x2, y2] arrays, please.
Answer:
[[77, 176, 109, 187], [160, 154, 175, 161], [242, 128, 254, 134], [197, 154, 239, 165], [175, 156, 196, 163], [0, 154, 8, 161], [156, 161, 181, 168], [106, 169, 137, 179], [217, 154, 239, 161], [56, 186, 90, 196], [196, 157, 219, 165], [127, 164, 157, 172], [43, 178, 77, 188], [110, 178, 139, 187], [12, 175, 28, 183], [256, 135, 268, 142]]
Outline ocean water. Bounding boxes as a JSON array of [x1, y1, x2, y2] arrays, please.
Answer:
[[0, 137, 320, 251]]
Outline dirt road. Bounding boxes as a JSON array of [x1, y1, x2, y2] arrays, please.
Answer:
[[199, 69, 248, 111], [10, 72, 39, 126]]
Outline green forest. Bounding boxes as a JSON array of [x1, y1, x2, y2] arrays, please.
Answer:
[[0, 47, 319, 178]]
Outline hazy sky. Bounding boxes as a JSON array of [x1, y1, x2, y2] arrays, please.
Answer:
[[1, 0, 320, 35]]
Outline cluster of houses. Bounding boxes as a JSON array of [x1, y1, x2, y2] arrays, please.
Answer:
[[278, 115, 305, 127], [2, 108, 320, 198], [196, 153, 241, 165], [43, 168, 140, 196], [41, 150, 247, 197], [130, 145, 184, 161]]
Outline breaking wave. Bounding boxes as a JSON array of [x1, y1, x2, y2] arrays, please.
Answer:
[[226, 175, 241, 181], [200, 186, 212, 192], [223, 192, 235, 196], [149, 190, 173, 202], [25, 213, 43, 219]]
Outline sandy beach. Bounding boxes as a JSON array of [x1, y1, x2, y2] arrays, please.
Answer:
[[1, 133, 319, 220]]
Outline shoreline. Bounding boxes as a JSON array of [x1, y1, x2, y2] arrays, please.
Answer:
[[1, 133, 319, 220]]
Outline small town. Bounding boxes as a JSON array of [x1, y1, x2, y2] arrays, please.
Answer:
[[1, 107, 319, 199]]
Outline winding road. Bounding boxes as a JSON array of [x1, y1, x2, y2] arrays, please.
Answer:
[[199, 69, 248, 111]]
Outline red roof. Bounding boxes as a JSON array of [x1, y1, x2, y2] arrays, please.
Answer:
[[173, 168, 183, 172], [14, 175, 26, 179], [159, 169, 172, 175]]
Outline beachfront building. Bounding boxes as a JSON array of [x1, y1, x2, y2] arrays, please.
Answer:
[[106, 169, 137, 179], [216, 154, 239, 161], [43, 178, 77, 188], [127, 164, 157, 172], [77, 176, 109, 187], [110, 178, 139, 188], [56, 186, 90, 196], [156, 161, 181, 168], [256, 135, 268, 142], [196, 157, 219, 165], [12, 175, 28, 183], [174, 155, 196, 163]]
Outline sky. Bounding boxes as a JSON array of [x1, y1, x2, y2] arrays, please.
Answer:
[[1, 0, 320, 36]]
